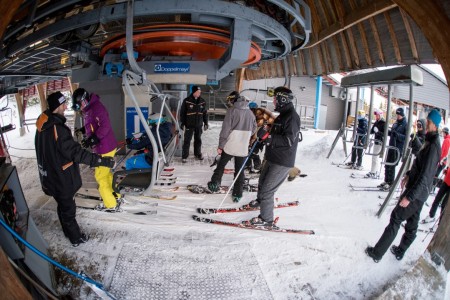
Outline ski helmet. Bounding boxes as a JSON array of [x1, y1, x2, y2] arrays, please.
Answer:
[[226, 91, 240, 106], [273, 86, 293, 111], [72, 88, 90, 111]]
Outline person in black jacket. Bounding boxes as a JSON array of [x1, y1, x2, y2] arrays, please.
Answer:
[[366, 110, 386, 178], [366, 109, 441, 262], [409, 119, 426, 156], [246, 86, 301, 228], [35, 92, 115, 247], [180, 86, 208, 162], [379, 107, 408, 190], [346, 110, 368, 170]]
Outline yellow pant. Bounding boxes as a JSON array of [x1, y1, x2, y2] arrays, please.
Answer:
[[95, 149, 116, 208]]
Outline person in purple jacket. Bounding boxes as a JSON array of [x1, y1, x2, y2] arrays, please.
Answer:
[[72, 88, 119, 211]]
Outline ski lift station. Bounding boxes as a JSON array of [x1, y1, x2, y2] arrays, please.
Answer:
[[0, 0, 449, 299]]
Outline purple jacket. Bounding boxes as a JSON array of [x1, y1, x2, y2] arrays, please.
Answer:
[[82, 93, 117, 155]]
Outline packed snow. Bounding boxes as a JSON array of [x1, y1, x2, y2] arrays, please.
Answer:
[[3, 103, 448, 299]]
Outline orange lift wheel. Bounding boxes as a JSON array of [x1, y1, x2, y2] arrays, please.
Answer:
[[100, 24, 261, 66]]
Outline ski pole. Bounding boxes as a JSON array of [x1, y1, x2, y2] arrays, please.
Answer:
[[0, 218, 117, 299], [216, 139, 262, 210]]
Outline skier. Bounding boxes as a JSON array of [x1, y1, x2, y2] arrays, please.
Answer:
[[432, 127, 450, 191], [378, 107, 408, 190], [422, 161, 450, 225], [35, 92, 115, 246], [207, 91, 257, 202], [346, 110, 368, 170], [72, 88, 119, 211], [125, 113, 173, 170], [180, 86, 208, 163], [246, 86, 301, 227], [409, 119, 426, 157], [366, 109, 441, 262], [365, 110, 385, 178], [245, 101, 264, 172]]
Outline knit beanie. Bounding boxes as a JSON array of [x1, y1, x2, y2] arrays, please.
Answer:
[[427, 109, 441, 128], [47, 92, 66, 112]]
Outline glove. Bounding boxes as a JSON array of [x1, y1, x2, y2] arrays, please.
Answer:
[[75, 127, 86, 135], [126, 137, 133, 145], [373, 127, 379, 133], [81, 134, 99, 148], [98, 156, 115, 168], [204, 124, 209, 131], [257, 127, 270, 142]]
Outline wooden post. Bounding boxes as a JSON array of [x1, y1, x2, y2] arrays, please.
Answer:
[[14, 92, 26, 136], [0, 247, 32, 300], [35, 83, 47, 113], [427, 194, 450, 271], [235, 68, 245, 93]]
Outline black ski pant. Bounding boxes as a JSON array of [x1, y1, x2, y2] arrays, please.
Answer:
[[372, 199, 424, 259], [182, 127, 203, 159], [351, 145, 364, 166], [384, 148, 400, 184], [432, 164, 445, 191], [55, 195, 82, 244], [429, 182, 450, 220], [256, 160, 291, 223], [210, 151, 246, 197]]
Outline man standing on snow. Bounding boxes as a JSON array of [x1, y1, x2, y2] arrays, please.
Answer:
[[207, 91, 256, 202], [180, 85, 208, 163], [365, 110, 385, 178], [35, 92, 115, 246], [378, 107, 408, 190], [366, 109, 441, 262], [72, 88, 118, 212], [246, 86, 301, 228]]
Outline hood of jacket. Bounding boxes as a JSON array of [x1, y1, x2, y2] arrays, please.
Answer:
[[36, 110, 66, 132]]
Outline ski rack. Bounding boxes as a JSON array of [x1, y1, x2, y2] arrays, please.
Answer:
[[118, 0, 182, 196]]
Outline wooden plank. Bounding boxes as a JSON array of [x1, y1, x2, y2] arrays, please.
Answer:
[[368, 16, 385, 65], [333, 0, 353, 69], [235, 68, 245, 92], [339, 32, 352, 70], [349, 0, 372, 66], [384, 10, 402, 64], [305, 0, 397, 49], [345, 27, 360, 68], [399, 8, 419, 62], [35, 83, 47, 113], [332, 36, 344, 71], [0, 248, 32, 300], [392, 0, 450, 86]]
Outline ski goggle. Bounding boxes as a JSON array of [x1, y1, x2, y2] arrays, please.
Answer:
[[72, 92, 89, 111]]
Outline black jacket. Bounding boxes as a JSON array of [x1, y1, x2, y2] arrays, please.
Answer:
[[389, 117, 408, 151], [370, 118, 386, 143], [265, 102, 300, 167], [355, 117, 368, 146], [402, 131, 441, 203], [35, 111, 102, 198], [180, 94, 208, 128], [409, 119, 426, 156]]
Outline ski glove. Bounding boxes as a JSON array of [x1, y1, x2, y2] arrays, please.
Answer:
[[204, 124, 209, 131], [98, 156, 115, 168], [75, 127, 86, 135], [257, 127, 270, 142], [81, 134, 99, 148], [373, 127, 379, 133]]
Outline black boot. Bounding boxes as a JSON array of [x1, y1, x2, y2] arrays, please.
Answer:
[[390, 245, 405, 260]]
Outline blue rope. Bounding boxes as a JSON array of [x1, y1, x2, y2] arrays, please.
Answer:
[[0, 217, 106, 289]]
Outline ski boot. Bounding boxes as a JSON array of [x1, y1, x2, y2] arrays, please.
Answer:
[[94, 203, 123, 213], [207, 181, 220, 193], [390, 245, 405, 261], [365, 246, 381, 263], [72, 233, 89, 247], [232, 195, 242, 203], [353, 165, 363, 170], [247, 216, 278, 229], [246, 200, 260, 209]]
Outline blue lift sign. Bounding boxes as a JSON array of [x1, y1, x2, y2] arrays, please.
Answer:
[[126, 107, 149, 137]]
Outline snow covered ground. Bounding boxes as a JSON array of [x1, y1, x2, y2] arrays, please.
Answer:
[[3, 103, 448, 299]]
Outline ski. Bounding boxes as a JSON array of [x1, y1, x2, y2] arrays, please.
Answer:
[[197, 200, 299, 214], [163, 167, 175, 172], [141, 194, 177, 200], [349, 184, 387, 192], [75, 197, 157, 215], [187, 183, 258, 194], [192, 215, 315, 235]]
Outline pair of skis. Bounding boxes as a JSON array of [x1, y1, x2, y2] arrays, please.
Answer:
[[349, 183, 388, 192], [193, 200, 315, 235], [75, 194, 158, 215]]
